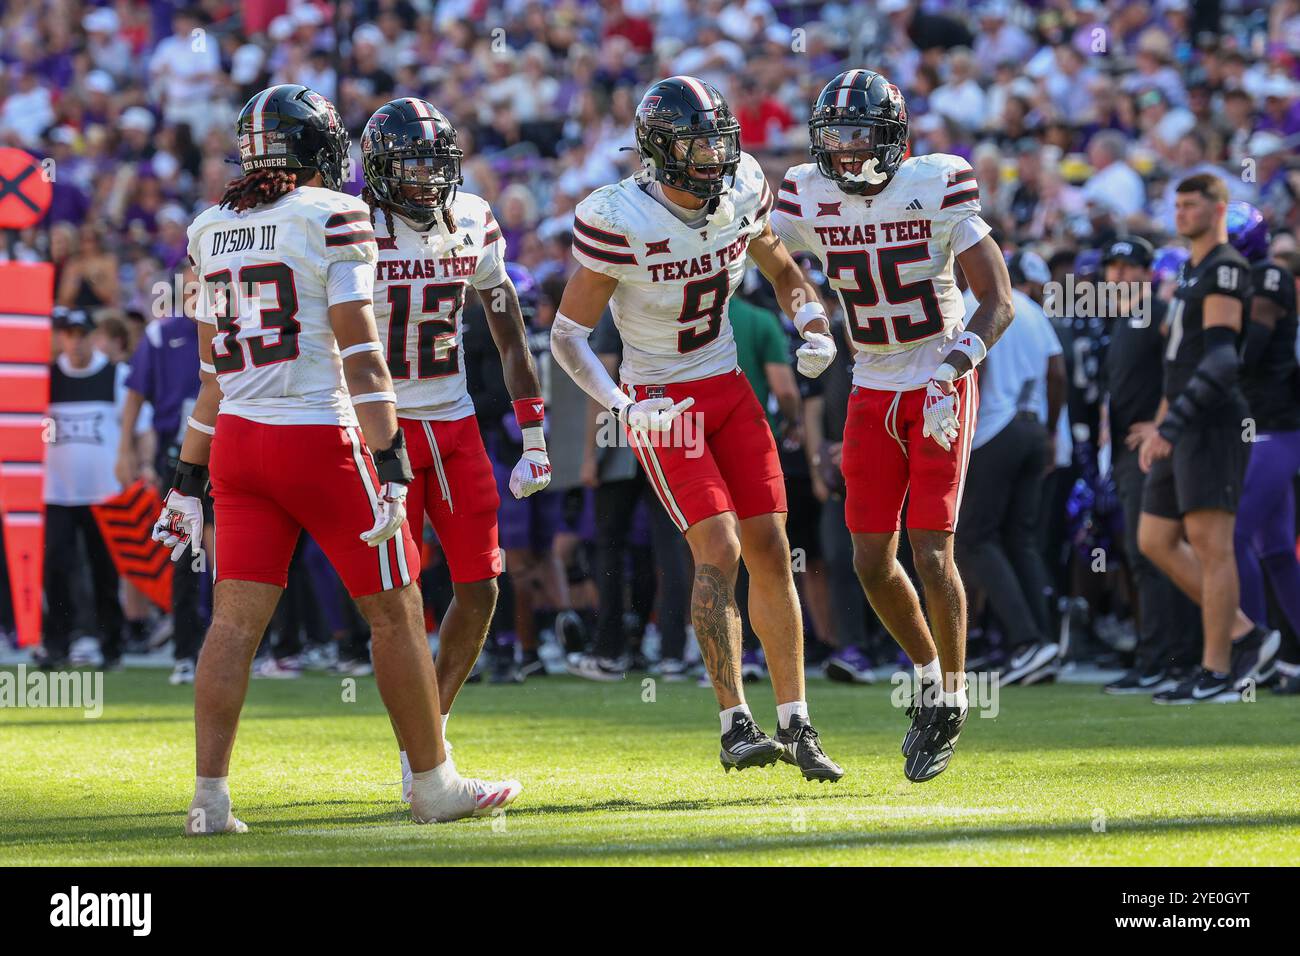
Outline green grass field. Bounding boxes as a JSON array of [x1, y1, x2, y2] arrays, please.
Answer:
[[2, 667, 1299, 866]]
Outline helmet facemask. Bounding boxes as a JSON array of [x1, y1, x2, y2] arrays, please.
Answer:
[[378, 151, 462, 226], [810, 116, 907, 195]]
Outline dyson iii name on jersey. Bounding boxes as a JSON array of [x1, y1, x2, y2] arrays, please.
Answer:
[[814, 219, 932, 247], [647, 233, 752, 283], [210, 224, 278, 257], [376, 255, 480, 281]]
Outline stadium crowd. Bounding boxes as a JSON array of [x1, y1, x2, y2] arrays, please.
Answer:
[[2, 0, 1299, 692]]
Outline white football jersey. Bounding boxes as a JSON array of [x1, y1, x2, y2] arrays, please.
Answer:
[[371, 193, 506, 420], [571, 151, 773, 385], [772, 154, 990, 390], [188, 186, 378, 426]]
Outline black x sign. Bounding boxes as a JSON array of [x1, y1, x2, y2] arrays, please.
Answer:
[[0, 161, 40, 214]]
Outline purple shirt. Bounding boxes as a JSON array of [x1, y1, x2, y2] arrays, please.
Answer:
[[126, 314, 200, 443]]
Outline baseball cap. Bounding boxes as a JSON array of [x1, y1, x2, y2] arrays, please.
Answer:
[[52, 307, 95, 333], [1008, 250, 1051, 286], [1102, 236, 1155, 268]]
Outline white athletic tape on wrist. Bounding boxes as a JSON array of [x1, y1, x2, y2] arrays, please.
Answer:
[[340, 341, 382, 359], [793, 301, 828, 335], [198, 361, 217, 375], [521, 425, 546, 453], [352, 391, 397, 405], [933, 363, 958, 385], [187, 416, 216, 436]]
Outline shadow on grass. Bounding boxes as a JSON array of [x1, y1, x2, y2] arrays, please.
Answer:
[[8, 810, 1300, 865]]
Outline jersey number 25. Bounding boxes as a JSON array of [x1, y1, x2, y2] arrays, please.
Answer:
[[825, 245, 943, 346]]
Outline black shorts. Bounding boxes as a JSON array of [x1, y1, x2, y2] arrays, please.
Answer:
[[1141, 421, 1250, 519]]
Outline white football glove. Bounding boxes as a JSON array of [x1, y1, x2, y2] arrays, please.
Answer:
[[622, 395, 696, 434], [152, 489, 204, 562], [921, 366, 961, 453], [361, 481, 408, 546], [509, 448, 552, 499], [796, 330, 836, 378]]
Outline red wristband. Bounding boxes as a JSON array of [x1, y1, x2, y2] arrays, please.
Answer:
[[513, 397, 545, 428]]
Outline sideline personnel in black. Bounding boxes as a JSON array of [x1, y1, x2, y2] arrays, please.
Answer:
[[1101, 236, 1200, 694], [1136, 174, 1279, 704]]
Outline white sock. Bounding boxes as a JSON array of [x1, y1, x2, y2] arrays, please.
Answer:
[[776, 700, 808, 729], [399, 750, 411, 779], [441, 712, 449, 733], [941, 679, 968, 710], [915, 658, 941, 683], [719, 703, 750, 734]]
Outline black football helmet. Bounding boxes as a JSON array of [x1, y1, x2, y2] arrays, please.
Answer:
[[361, 98, 463, 227], [634, 76, 741, 203], [809, 70, 909, 195], [236, 84, 349, 190]]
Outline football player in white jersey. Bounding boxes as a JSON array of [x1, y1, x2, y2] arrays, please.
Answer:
[[772, 70, 1014, 782], [152, 85, 520, 831], [551, 76, 845, 781], [360, 97, 548, 798]]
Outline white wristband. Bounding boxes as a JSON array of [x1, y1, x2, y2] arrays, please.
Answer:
[[341, 341, 382, 359], [187, 416, 216, 436], [793, 301, 828, 335], [352, 391, 396, 405], [947, 330, 988, 369], [199, 361, 217, 375]]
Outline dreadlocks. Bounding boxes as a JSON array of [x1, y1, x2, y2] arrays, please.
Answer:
[[361, 183, 396, 241], [219, 169, 302, 213]]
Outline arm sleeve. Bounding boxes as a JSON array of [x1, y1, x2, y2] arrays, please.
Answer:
[[550, 314, 629, 412], [1158, 325, 1241, 443], [326, 258, 375, 307]]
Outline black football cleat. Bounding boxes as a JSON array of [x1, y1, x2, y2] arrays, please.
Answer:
[[904, 704, 967, 783], [902, 678, 938, 757], [775, 715, 844, 782], [1230, 627, 1280, 691], [719, 713, 785, 773], [1152, 668, 1239, 704], [1103, 668, 1176, 695]]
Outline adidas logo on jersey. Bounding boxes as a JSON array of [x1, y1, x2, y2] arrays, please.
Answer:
[[906, 198, 924, 211]]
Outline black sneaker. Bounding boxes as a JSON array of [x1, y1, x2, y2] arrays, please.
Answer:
[[904, 704, 968, 783], [1230, 627, 1281, 690], [775, 715, 844, 782], [719, 713, 785, 773], [1152, 668, 1239, 705], [1271, 669, 1300, 695], [517, 649, 546, 679], [1104, 668, 1176, 695], [902, 678, 938, 757]]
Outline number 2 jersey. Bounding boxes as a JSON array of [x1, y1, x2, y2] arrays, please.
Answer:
[[771, 154, 990, 391], [1241, 258, 1299, 432], [1163, 242, 1252, 426], [187, 186, 378, 426], [570, 151, 773, 385], [370, 193, 506, 420]]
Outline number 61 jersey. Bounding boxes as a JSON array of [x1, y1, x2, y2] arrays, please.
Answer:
[[187, 186, 379, 426], [571, 151, 773, 385], [771, 154, 990, 390], [370, 192, 506, 420]]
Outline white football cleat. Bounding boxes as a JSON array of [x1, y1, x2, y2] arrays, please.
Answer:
[[410, 762, 521, 823]]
